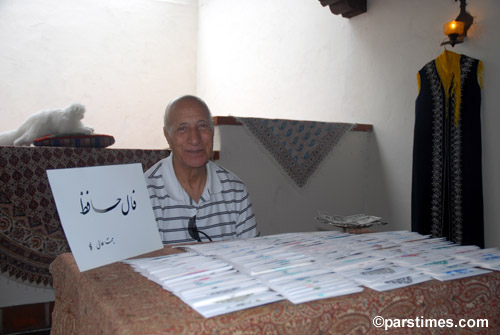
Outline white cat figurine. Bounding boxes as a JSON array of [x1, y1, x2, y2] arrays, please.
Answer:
[[0, 103, 94, 146]]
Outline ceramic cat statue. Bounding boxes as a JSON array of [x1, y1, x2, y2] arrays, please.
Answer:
[[0, 103, 94, 146]]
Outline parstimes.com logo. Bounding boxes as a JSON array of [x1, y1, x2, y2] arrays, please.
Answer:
[[372, 316, 489, 330]]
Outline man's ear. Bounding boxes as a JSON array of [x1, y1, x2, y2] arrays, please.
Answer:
[[163, 127, 171, 147]]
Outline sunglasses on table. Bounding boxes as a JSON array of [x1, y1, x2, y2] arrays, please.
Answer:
[[188, 215, 212, 242]]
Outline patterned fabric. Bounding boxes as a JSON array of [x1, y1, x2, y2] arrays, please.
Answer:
[[412, 51, 484, 247], [50, 246, 500, 335], [239, 118, 354, 188], [33, 134, 115, 148], [0, 146, 170, 286]]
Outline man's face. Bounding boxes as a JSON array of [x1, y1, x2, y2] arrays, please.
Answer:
[[165, 99, 214, 171]]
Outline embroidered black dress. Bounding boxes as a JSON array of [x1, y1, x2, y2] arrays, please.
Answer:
[[412, 50, 484, 248]]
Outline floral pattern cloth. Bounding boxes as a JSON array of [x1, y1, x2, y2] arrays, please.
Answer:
[[239, 118, 354, 187], [0, 146, 169, 286], [50, 246, 500, 335]]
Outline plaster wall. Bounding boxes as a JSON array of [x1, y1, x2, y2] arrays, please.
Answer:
[[0, 0, 197, 307], [198, 0, 500, 249], [215, 125, 372, 237], [0, 0, 198, 150]]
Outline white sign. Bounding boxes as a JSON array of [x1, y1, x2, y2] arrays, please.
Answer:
[[47, 163, 163, 271]]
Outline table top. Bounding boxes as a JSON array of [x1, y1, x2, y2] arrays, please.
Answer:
[[50, 245, 500, 335]]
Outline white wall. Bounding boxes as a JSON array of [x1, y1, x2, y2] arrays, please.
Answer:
[[216, 125, 373, 237], [198, 0, 500, 249], [0, 0, 198, 307], [0, 0, 198, 149]]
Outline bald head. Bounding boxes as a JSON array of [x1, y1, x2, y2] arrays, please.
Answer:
[[164, 95, 213, 135]]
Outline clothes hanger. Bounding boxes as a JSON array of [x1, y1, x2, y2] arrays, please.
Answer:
[[438, 43, 460, 61]]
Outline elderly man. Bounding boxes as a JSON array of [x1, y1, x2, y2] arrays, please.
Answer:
[[144, 95, 259, 244]]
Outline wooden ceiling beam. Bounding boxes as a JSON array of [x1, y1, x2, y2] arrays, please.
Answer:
[[318, 0, 367, 18]]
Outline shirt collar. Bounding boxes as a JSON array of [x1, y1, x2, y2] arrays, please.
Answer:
[[161, 155, 222, 202]]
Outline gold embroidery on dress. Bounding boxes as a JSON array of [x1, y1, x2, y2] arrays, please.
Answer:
[[435, 50, 462, 126]]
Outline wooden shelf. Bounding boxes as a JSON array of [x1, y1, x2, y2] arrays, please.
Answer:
[[213, 116, 372, 132], [1, 302, 54, 334]]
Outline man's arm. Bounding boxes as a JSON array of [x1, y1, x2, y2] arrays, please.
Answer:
[[235, 187, 259, 239]]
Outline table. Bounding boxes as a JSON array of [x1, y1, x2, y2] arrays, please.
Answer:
[[49, 246, 500, 335]]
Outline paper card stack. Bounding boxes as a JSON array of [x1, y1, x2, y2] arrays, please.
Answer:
[[339, 261, 413, 285], [423, 265, 491, 281], [455, 248, 500, 271], [125, 252, 282, 318], [126, 252, 230, 287], [336, 260, 432, 292], [263, 269, 363, 304], [364, 272, 433, 291], [125, 230, 496, 318]]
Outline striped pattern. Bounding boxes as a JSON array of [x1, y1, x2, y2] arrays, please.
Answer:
[[144, 156, 258, 244], [33, 134, 115, 148]]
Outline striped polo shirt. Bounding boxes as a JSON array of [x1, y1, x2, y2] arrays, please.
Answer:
[[144, 155, 258, 244]]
